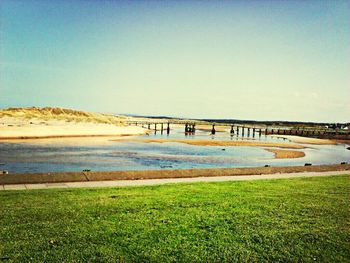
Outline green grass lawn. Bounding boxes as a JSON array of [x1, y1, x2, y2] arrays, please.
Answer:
[[0, 175, 349, 262]]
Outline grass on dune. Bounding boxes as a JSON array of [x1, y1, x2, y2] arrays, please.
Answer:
[[0, 107, 126, 125], [0, 175, 349, 262]]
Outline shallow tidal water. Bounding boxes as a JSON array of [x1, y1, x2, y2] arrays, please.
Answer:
[[0, 128, 349, 174]]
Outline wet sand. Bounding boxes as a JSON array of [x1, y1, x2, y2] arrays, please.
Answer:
[[335, 139, 350, 144], [265, 149, 305, 159], [270, 135, 337, 145], [1, 164, 349, 185], [119, 138, 305, 149]]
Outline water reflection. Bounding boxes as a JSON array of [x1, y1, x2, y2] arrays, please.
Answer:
[[0, 127, 348, 174]]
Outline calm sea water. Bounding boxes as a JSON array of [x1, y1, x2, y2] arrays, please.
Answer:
[[0, 128, 349, 174]]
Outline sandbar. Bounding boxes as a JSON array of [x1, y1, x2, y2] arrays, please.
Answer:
[[265, 149, 305, 159], [118, 138, 305, 149], [269, 135, 336, 145]]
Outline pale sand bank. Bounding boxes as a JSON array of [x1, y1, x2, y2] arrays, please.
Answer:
[[0, 117, 146, 139], [118, 138, 305, 149], [269, 135, 336, 145], [265, 149, 305, 159]]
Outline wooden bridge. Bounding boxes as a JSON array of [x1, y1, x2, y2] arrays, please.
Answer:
[[126, 120, 350, 139], [127, 121, 269, 137]]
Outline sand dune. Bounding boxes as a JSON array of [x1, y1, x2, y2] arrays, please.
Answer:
[[0, 107, 146, 139], [0, 107, 125, 125]]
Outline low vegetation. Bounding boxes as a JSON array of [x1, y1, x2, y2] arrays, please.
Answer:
[[0, 175, 349, 262]]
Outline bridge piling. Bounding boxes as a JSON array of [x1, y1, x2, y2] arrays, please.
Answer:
[[211, 124, 216, 135]]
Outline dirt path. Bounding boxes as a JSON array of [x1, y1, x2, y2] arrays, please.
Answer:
[[1, 164, 349, 185], [1, 171, 348, 190]]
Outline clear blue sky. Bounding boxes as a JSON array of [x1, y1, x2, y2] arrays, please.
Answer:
[[1, 0, 349, 122]]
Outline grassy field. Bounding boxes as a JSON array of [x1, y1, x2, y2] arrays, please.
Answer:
[[0, 175, 349, 262]]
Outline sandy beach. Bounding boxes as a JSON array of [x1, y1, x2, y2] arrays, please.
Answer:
[[0, 118, 147, 139], [0, 108, 147, 139], [2, 106, 349, 181]]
